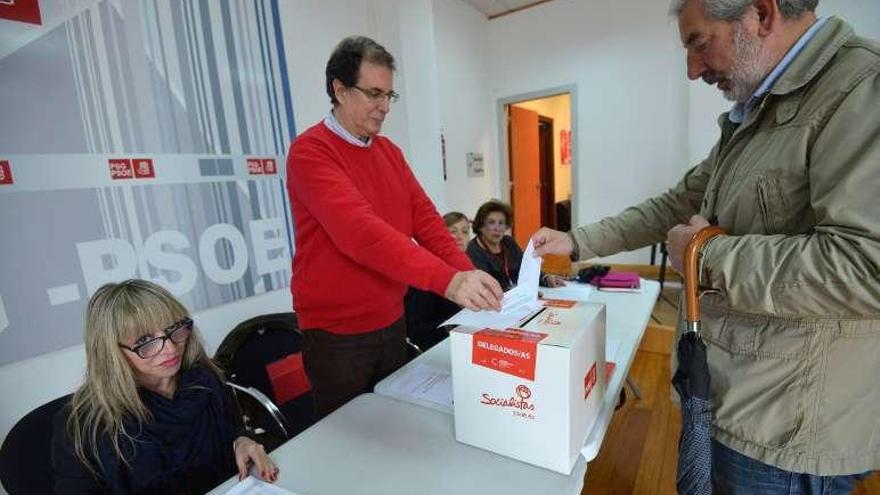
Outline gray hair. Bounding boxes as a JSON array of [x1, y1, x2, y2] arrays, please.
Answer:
[[670, 0, 818, 21]]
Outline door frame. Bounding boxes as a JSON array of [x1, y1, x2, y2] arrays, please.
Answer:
[[496, 84, 578, 229], [537, 115, 556, 229]]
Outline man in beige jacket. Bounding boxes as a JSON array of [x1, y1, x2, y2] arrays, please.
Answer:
[[533, 0, 879, 492]]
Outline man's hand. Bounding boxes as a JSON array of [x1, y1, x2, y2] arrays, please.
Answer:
[[667, 215, 711, 273], [445, 270, 503, 311], [531, 228, 573, 257]]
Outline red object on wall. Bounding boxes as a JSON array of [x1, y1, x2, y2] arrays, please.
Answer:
[[132, 158, 155, 178], [262, 158, 277, 174], [0, 160, 13, 185], [0, 0, 43, 25], [560, 129, 572, 165], [266, 353, 311, 405], [247, 158, 264, 175], [109, 159, 134, 180]]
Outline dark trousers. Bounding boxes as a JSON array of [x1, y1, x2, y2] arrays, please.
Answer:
[[712, 439, 872, 495], [301, 318, 408, 419]]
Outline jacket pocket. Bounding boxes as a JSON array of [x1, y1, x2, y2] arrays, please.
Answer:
[[701, 304, 810, 448], [755, 174, 786, 234], [814, 320, 880, 458]]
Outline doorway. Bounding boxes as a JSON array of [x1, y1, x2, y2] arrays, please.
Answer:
[[500, 90, 574, 275]]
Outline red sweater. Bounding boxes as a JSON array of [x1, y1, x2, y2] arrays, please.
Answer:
[[287, 123, 473, 334]]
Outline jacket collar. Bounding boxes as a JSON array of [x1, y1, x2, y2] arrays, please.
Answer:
[[770, 16, 853, 96]]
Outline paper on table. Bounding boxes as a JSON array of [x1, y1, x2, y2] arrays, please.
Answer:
[[540, 283, 593, 302], [440, 240, 544, 329], [224, 476, 301, 495], [382, 362, 453, 408]]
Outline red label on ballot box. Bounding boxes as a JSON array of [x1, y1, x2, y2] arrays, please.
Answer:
[[584, 361, 598, 399], [541, 298, 577, 309], [472, 328, 547, 381]]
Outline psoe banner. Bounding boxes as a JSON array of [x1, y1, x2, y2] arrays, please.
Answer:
[[0, 155, 293, 366]]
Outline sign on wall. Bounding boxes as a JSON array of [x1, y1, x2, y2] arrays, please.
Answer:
[[0, 0, 296, 365]]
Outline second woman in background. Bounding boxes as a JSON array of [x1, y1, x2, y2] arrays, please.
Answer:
[[404, 212, 471, 351], [467, 200, 565, 290]]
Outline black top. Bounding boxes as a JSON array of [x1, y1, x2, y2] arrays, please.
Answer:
[[467, 236, 524, 291], [51, 365, 244, 495], [404, 287, 460, 351]]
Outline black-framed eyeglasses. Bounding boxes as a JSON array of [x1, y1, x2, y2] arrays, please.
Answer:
[[119, 317, 193, 359], [352, 85, 400, 104]]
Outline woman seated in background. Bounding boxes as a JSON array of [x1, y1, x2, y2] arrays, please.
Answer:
[[467, 200, 565, 290], [52, 279, 278, 494], [405, 211, 471, 351]]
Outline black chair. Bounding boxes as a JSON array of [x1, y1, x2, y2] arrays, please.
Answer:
[[0, 394, 72, 495], [214, 313, 316, 450]]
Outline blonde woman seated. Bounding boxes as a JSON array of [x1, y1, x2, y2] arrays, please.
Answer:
[[467, 200, 565, 290], [51, 280, 278, 494]]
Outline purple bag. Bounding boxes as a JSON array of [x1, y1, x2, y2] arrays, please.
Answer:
[[594, 271, 641, 290]]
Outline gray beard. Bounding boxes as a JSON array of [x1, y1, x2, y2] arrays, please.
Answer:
[[723, 23, 773, 103]]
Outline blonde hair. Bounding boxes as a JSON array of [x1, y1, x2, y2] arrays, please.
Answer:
[[67, 279, 220, 475]]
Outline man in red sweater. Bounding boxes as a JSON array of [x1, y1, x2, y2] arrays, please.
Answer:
[[287, 36, 503, 418]]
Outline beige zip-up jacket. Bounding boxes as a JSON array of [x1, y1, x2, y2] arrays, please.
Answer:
[[570, 17, 880, 475]]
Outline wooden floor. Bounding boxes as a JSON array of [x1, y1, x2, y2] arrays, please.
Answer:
[[580, 285, 880, 494]]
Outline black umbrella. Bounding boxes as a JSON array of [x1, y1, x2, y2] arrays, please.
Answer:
[[672, 226, 725, 495]]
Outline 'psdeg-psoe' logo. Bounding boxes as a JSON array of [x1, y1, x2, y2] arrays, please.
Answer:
[[480, 384, 537, 420]]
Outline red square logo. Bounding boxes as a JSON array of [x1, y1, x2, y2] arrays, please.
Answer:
[[109, 159, 134, 180], [132, 158, 155, 178], [262, 158, 277, 174], [0, 0, 43, 25], [0, 160, 13, 185], [247, 158, 264, 175]]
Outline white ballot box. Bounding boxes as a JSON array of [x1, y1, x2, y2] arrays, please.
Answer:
[[450, 299, 606, 474]]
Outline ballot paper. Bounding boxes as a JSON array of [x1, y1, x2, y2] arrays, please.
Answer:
[[380, 362, 453, 409], [441, 240, 544, 329], [224, 476, 300, 495], [540, 283, 593, 301]]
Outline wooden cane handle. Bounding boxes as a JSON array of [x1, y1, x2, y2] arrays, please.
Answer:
[[684, 226, 726, 324]]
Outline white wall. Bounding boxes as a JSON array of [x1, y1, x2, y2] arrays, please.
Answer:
[[487, 0, 690, 264], [687, 0, 880, 164], [432, 0, 498, 218], [278, 0, 450, 208]]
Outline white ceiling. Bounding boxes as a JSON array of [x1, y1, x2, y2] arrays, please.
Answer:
[[458, 0, 556, 19]]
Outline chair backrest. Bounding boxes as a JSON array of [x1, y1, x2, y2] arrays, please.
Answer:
[[224, 382, 291, 452], [214, 313, 316, 439], [0, 394, 72, 495]]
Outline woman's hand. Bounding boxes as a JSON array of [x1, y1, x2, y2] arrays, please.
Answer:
[[543, 274, 566, 288], [234, 436, 278, 483]]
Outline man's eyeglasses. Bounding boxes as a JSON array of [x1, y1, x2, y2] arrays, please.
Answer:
[[352, 85, 400, 104], [119, 317, 193, 359]]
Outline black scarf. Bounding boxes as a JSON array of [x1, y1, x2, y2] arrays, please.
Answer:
[[98, 365, 236, 495]]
